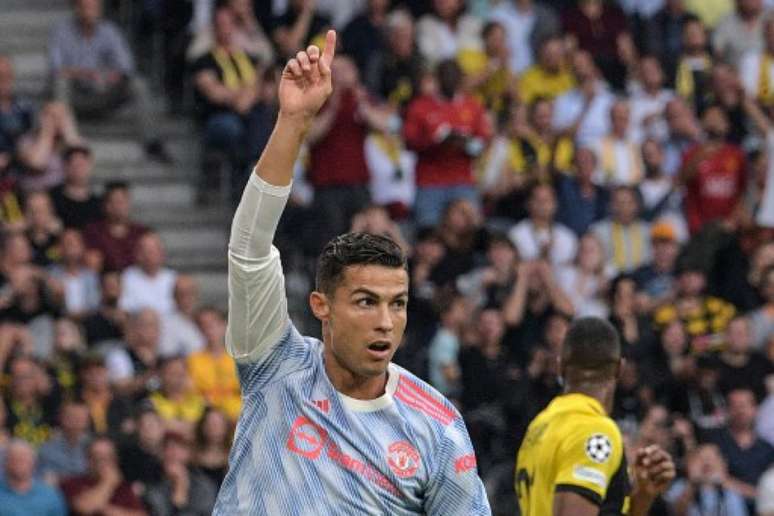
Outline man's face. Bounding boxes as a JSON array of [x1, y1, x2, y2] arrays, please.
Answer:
[[540, 39, 563, 72], [198, 310, 226, 346], [133, 309, 160, 349], [65, 152, 92, 187], [528, 185, 557, 221], [5, 444, 34, 483], [683, 21, 706, 52], [161, 359, 187, 394], [136, 234, 165, 272], [88, 439, 116, 474], [610, 102, 630, 135], [61, 229, 85, 263], [319, 265, 408, 379], [105, 189, 130, 222], [725, 318, 751, 354], [727, 390, 756, 429], [433, 0, 461, 19], [611, 189, 638, 223], [75, 0, 102, 26], [652, 239, 678, 269], [0, 57, 13, 99], [61, 403, 90, 435], [531, 100, 553, 132]]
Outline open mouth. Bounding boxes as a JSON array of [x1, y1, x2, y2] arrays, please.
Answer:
[[368, 342, 390, 352]]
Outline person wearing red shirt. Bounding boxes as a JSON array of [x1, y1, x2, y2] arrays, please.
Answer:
[[403, 59, 492, 228], [681, 105, 746, 234], [305, 54, 392, 250]]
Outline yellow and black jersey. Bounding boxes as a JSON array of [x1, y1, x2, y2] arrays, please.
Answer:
[[516, 393, 631, 515]]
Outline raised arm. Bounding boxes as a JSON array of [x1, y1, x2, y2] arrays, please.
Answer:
[[226, 30, 336, 362]]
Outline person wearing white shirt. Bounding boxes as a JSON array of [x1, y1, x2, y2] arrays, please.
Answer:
[[712, 0, 766, 66], [592, 186, 652, 274], [364, 131, 416, 211], [47, 229, 100, 318], [628, 56, 675, 143], [488, 0, 559, 73], [416, 0, 483, 65], [118, 232, 177, 315], [508, 183, 578, 266], [159, 275, 206, 358], [552, 50, 615, 147], [592, 100, 645, 186], [739, 17, 774, 106]]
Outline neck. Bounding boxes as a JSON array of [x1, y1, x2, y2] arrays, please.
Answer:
[[7, 477, 31, 494], [531, 218, 551, 229], [565, 382, 615, 414], [63, 430, 82, 445], [323, 345, 388, 400], [141, 265, 160, 276], [721, 350, 749, 366], [78, 19, 96, 37], [730, 425, 754, 444], [64, 183, 89, 198], [207, 342, 224, 355]]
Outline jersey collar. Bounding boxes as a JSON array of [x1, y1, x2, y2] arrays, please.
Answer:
[[337, 363, 399, 413]]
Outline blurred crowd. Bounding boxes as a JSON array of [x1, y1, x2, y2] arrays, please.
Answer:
[[1, 0, 774, 514]]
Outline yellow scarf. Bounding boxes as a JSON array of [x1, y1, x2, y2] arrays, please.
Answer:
[[370, 133, 403, 165], [758, 53, 774, 106], [600, 137, 642, 185], [212, 47, 256, 90], [611, 222, 643, 270], [676, 55, 711, 100]]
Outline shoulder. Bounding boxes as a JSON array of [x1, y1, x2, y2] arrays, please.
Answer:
[[392, 364, 461, 428]]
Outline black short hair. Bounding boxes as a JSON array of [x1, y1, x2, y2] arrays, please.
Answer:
[[316, 232, 407, 295], [63, 145, 92, 162], [562, 317, 621, 382]]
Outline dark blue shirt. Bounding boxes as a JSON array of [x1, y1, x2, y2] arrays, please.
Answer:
[[556, 175, 609, 236], [0, 97, 33, 153]]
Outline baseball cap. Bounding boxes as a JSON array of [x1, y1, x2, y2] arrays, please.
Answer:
[[650, 222, 677, 242]]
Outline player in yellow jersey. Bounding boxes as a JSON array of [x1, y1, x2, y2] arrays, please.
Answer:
[[516, 318, 676, 515]]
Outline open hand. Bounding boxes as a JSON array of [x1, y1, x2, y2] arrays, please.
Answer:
[[633, 445, 676, 498], [278, 30, 336, 122]]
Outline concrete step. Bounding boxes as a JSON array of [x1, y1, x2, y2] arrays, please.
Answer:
[[190, 271, 229, 309], [168, 252, 226, 271], [91, 139, 199, 172], [2, 0, 68, 10], [134, 205, 230, 228], [158, 225, 227, 253], [81, 115, 198, 141], [131, 182, 196, 209]]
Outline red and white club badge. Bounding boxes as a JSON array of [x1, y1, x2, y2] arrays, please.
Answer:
[[387, 441, 421, 478]]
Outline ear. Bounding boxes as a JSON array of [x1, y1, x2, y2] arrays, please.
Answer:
[[309, 291, 331, 322]]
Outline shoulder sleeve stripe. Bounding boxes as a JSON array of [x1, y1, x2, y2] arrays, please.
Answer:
[[398, 376, 456, 420], [555, 484, 603, 507], [394, 389, 454, 425]]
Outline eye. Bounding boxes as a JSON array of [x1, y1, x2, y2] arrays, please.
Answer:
[[392, 299, 407, 309], [356, 298, 375, 307]]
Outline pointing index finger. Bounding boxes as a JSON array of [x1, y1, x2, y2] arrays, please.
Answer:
[[321, 30, 337, 69]]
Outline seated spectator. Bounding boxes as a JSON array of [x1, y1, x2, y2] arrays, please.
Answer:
[[458, 21, 515, 119], [487, 0, 559, 74], [716, 316, 774, 401], [25, 191, 63, 268], [144, 431, 216, 516], [187, 308, 240, 420], [187, 0, 274, 65], [49, 0, 170, 163], [608, 274, 657, 359], [712, 0, 765, 67], [654, 262, 736, 353], [628, 56, 674, 143], [556, 232, 610, 318], [159, 275, 205, 358], [118, 232, 176, 315], [49, 146, 102, 230], [37, 401, 91, 484], [193, 407, 232, 489], [517, 35, 574, 106], [46, 318, 87, 398], [149, 356, 206, 437], [271, 0, 331, 60], [60, 435, 146, 516], [555, 147, 610, 236], [706, 388, 774, 508], [675, 355, 728, 432], [342, 0, 390, 77], [48, 229, 100, 318], [740, 16, 774, 107], [83, 181, 148, 272], [561, 0, 633, 90], [364, 127, 417, 220], [428, 293, 468, 398], [456, 233, 518, 309], [749, 265, 774, 351], [642, 320, 693, 407], [76, 354, 133, 437], [16, 102, 83, 192], [4, 356, 59, 446], [592, 100, 644, 186], [674, 16, 714, 114], [552, 50, 615, 146], [349, 205, 410, 253], [0, 56, 33, 158], [0, 439, 66, 516], [118, 406, 163, 489], [662, 97, 702, 177], [105, 308, 162, 399], [665, 444, 749, 516], [640, 1, 691, 98], [403, 59, 491, 227], [192, 4, 263, 196], [638, 139, 687, 236], [80, 271, 125, 346], [633, 222, 681, 311], [509, 183, 578, 266], [416, 0, 482, 66], [592, 185, 652, 273], [433, 198, 486, 284]]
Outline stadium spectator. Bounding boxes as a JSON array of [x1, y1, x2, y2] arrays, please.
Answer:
[[4, 356, 58, 446], [48, 0, 171, 163], [25, 191, 63, 268], [555, 147, 610, 236], [555, 233, 610, 318], [49, 146, 102, 230], [633, 222, 681, 310], [629, 56, 674, 143], [186, 307, 240, 420], [456, 233, 518, 309], [117, 406, 163, 489], [48, 229, 100, 318], [46, 318, 85, 397], [713, 0, 766, 66], [404, 59, 491, 227], [159, 275, 205, 358], [749, 265, 774, 350], [16, 102, 83, 192], [416, 0, 482, 65], [363, 127, 417, 220], [674, 17, 714, 113], [458, 21, 514, 119], [608, 274, 657, 359], [83, 181, 148, 272], [487, 0, 559, 74], [271, 0, 331, 60], [105, 308, 162, 399], [76, 354, 133, 437], [517, 35, 574, 106], [758, 465, 774, 516], [60, 435, 146, 516], [640, 0, 692, 82], [0, 56, 33, 158], [638, 139, 687, 234], [149, 356, 206, 437], [80, 271, 125, 346], [592, 100, 644, 186], [662, 97, 702, 176], [37, 401, 91, 484], [716, 316, 774, 401], [144, 431, 216, 516], [342, 0, 390, 76], [192, 407, 232, 489], [118, 232, 177, 315], [591, 185, 651, 273], [0, 439, 66, 516], [552, 50, 615, 146], [427, 293, 468, 397], [641, 320, 693, 406]]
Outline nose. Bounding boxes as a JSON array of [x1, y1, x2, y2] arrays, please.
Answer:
[[375, 303, 394, 333]]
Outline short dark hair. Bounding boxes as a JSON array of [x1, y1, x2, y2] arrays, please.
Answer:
[[63, 145, 92, 162], [562, 317, 621, 382], [316, 232, 407, 295]]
